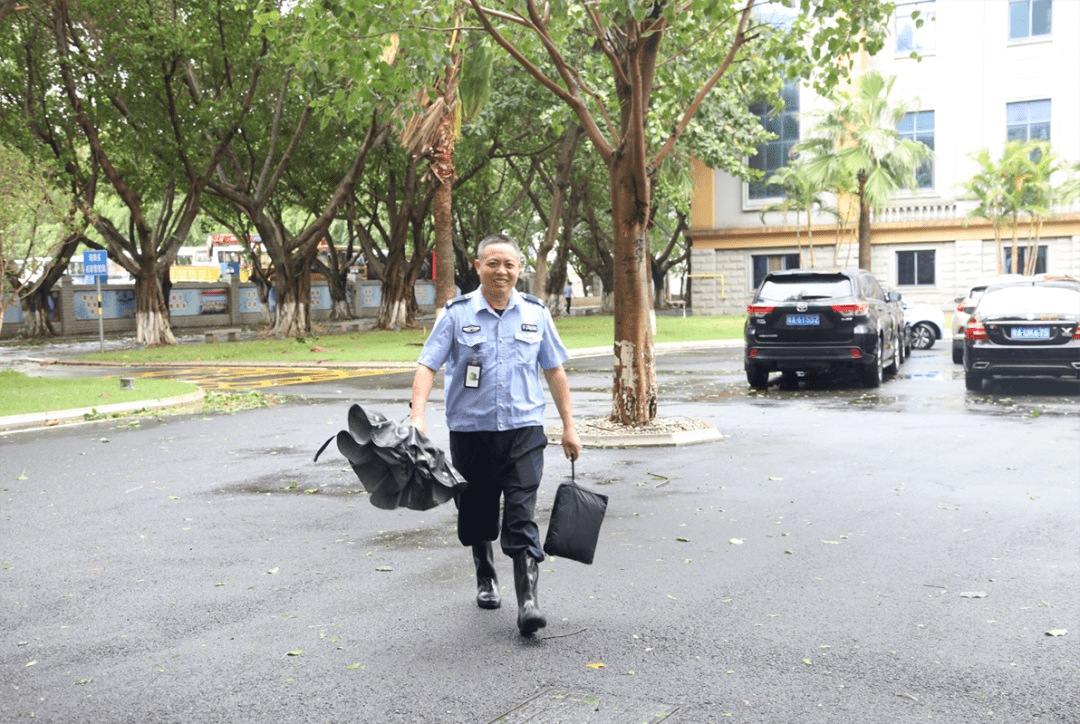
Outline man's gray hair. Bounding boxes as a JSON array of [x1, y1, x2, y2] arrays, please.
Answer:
[[477, 233, 521, 260]]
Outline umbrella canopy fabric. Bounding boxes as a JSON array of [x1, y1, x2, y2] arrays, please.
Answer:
[[315, 404, 466, 511]]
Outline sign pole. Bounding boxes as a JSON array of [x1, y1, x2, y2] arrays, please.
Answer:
[[96, 275, 104, 353]]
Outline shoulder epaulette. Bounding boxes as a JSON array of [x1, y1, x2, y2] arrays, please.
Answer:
[[445, 294, 470, 308], [521, 293, 545, 307]]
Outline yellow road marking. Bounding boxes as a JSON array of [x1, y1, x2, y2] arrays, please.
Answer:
[[135, 367, 407, 391]]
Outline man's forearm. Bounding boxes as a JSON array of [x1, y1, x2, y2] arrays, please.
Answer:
[[410, 364, 437, 428]]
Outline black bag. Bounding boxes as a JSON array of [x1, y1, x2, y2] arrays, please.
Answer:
[[543, 461, 608, 564]]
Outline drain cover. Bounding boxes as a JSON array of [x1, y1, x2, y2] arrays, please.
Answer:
[[487, 687, 679, 723]]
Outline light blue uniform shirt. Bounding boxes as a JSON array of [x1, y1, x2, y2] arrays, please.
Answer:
[[417, 288, 570, 432]]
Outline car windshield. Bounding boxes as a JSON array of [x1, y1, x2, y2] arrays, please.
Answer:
[[975, 286, 1080, 315], [756, 275, 852, 303]]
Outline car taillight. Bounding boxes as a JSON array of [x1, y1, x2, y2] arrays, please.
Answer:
[[747, 305, 774, 318], [749, 349, 758, 358], [850, 348, 862, 358], [966, 319, 988, 340], [1073, 327, 1080, 340], [831, 302, 869, 315], [957, 304, 966, 313]]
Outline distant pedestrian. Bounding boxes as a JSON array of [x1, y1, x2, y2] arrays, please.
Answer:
[[410, 233, 581, 636], [564, 282, 572, 314]]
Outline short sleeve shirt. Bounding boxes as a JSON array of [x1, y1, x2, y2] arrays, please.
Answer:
[[417, 288, 570, 432]]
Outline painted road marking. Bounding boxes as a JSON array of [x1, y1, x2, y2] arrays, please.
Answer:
[[135, 367, 408, 391]]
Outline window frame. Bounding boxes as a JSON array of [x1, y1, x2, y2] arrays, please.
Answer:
[[1008, 0, 1052, 40], [1006, 99, 1051, 144], [744, 81, 801, 207], [895, 0, 937, 56], [897, 110, 935, 190], [1002, 245, 1048, 275], [751, 252, 801, 290], [896, 249, 937, 286]]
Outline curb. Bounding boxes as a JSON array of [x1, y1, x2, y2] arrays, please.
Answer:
[[0, 389, 206, 433], [35, 357, 418, 370]]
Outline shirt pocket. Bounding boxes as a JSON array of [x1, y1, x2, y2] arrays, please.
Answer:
[[513, 331, 542, 364], [456, 334, 487, 358]]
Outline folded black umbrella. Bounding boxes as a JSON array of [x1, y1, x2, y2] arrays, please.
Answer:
[[315, 404, 466, 511], [543, 460, 608, 565]]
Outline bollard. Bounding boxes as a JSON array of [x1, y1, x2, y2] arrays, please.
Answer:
[[119, 377, 135, 390]]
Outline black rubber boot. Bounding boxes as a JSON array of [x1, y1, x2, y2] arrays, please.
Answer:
[[472, 542, 501, 610], [513, 553, 546, 635]]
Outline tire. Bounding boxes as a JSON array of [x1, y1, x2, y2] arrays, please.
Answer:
[[885, 336, 901, 375], [911, 322, 936, 350], [952, 340, 964, 364], [862, 341, 884, 388], [746, 364, 769, 389], [965, 368, 983, 392]]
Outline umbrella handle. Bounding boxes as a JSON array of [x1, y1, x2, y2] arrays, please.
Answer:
[[571, 458, 575, 482]]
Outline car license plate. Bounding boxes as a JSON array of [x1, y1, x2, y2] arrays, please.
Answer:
[[787, 314, 819, 326], [1012, 326, 1050, 340]]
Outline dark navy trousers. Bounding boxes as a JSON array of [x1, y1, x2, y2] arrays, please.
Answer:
[[449, 426, 547, 561]]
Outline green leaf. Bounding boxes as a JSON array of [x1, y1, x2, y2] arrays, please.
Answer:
[[75, 678, 93, 685], [284, 650, 302, 657], [346, 662, 364, 669]]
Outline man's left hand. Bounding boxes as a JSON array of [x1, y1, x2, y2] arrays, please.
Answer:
[[561, 426, 582, 461]]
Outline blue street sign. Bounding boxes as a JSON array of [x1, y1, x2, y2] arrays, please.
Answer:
[[83, 250, 108, 278]]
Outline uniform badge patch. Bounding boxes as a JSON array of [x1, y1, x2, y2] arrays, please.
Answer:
[[521, 323, 538, 332], [462, 325, 481, 333]]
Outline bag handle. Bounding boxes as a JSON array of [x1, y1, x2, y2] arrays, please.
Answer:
[[571, 457, 575, 482]]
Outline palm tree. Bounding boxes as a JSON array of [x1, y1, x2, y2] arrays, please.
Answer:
[[796, 71, 933, 271], [961, 140, 1053, 275], [758, 159, 832, 269]]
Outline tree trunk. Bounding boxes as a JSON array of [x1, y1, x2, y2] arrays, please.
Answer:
[[608, 155, 656, 425], [378, 266, 414, 329], [433, 180, 455, 308], [857, 172, 871, 271], [322, 262, 352, 321], [20, 287, 56, 338], [135, 272, 177, 346], [534, 125, 584, 306], [269, 258, 313, 337]]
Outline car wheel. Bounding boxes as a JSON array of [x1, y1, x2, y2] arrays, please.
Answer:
[[746, 364, 769, 389], [911, 322, 936, 350], [885, 337, 901, 375], [862, 341, 884, 388], [951, 340, 964, 364], [965, 368, 983, 392]]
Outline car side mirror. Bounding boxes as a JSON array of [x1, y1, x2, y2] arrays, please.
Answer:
[[889, 291, 901, 302], [954, 297, 963, 303]]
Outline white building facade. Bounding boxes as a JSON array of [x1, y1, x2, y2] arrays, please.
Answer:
[[688, 0, 1080, 315]]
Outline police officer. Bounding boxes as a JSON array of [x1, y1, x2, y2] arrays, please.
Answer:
[[410, 233, 581, 635]]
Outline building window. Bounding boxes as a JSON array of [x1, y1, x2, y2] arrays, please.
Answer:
[[752, 253, 801, 289], [1003, 246, 1047, 275], [1007, 99, 1051, 143], [897, 250, 936, 285], [896, 1, 936, 53], [748, 81, 799, 200], [1009, 0, 1052, 39], [897, 110, 934, 189]]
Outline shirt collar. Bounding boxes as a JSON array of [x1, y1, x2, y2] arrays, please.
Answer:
[[470, 287, 521, 316]]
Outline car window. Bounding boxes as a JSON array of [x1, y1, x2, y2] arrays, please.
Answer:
[[756, 275, 852, 302], [975, 287, 1080, 315]]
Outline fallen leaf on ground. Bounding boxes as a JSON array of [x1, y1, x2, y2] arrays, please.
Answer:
[[729, 538, 744, 545], [586, 662, 606, 669], [1046, 629, 1067, 637]]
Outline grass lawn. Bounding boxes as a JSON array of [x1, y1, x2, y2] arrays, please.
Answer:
[[75, 314, 747, 365], [0, 370, 199, 417]]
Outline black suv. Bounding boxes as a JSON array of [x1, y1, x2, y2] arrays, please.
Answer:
[[744, 269, 904, 389]]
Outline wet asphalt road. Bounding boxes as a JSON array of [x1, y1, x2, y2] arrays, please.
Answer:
[[1, 346, 1078, 723]]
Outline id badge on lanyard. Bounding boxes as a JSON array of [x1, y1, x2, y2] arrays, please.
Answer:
[[464, 346, 481, 389]]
